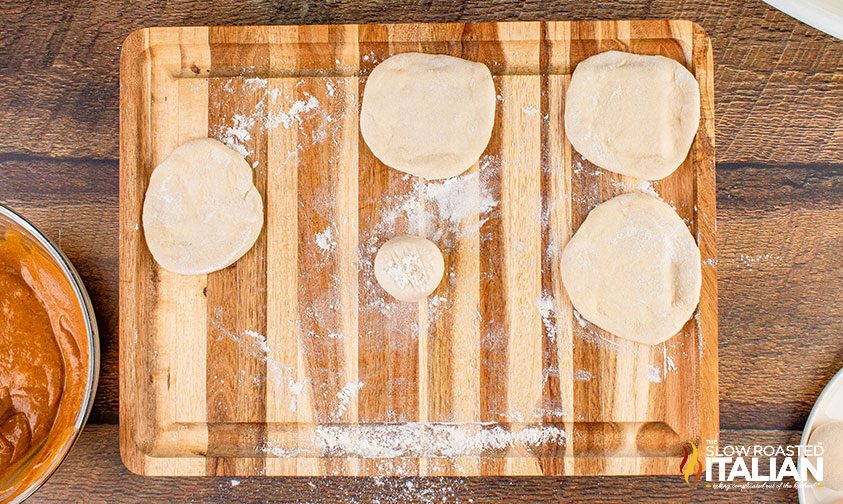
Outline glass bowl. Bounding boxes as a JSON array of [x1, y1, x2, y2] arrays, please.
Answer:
[[0, 204, 99, 503]]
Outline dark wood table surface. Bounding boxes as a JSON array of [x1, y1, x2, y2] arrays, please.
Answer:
[[1, 0, 840, 502]]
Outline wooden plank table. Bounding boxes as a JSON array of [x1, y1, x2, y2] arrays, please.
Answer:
[[0, 0, 840, 501]]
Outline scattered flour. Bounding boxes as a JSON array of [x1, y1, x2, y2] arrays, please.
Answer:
[[372, 155, 500, 250], [314, 423, 566, 459], [574, 369, 593, 381], [572, 309, 589, 329], [426, 294, 450, 322], [606, 178, 661, 199], [209, 312, 291, 385], [695, 310, 705, 361], [571, 309, 648, 356], [201, 74, 696, 480], [543, 365, 559, 382], [265, 94, 320, 130], [665, 355, 677, 372], [631, 179, 660, 198], [534, 407, 567, 418], [314, 226, 337, 253], [242, 329, 270, 353], [572, 158, 604, 177], [220, 114, 255, 157], [334, 380, 364, 418], [215, 78, 346, 166], [258, 443, 301, 458], [534, 294, 557, 342], [243, 77, 268, 90], [423, 168, 498, 226], [378, 162, 498, 239], [288, 378, 307, 412], [647, 364, 663, 383]]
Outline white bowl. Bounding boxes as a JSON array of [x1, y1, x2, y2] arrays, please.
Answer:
[[799, 365, 843, 503], [763, 0, 843, 40]]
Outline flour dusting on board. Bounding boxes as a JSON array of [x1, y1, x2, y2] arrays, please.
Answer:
[[214, 76, 351, 171], [570, 308, 648, 356], [220, 114, 255, 157], [356, 155, 500, 328], [307, 423, 566, 459], [647, 364, 664, 383], [199, 74, 700, 478], [374, 155, 500, 245], [266, 94, 320, 129], [288, 378, 307, 413], [334, 380, 364, 419], [253, 423, 570, 463], [314, 225, 336, 253], [258, 444, 301, 458], [534, 294, 557, 342], [209, 310, 291, 384], [631, 179, 660, 198], [574, 369, 593, 382]]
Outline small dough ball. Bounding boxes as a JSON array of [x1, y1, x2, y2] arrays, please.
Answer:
[[564, 50, 701, 180], [360, 52, 496, 180], [142, 138, 264, 275], [809, 422, 843, 491], [561, 193, 701, 345], [374, 235, 445, 302]]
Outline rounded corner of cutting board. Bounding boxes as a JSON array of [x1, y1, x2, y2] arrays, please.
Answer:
[[118, 424, 149, 477]]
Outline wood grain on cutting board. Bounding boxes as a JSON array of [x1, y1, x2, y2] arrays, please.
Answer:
[[119, 20, 717, 476]]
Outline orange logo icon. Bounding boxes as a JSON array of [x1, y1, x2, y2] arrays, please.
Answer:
[[680, 441, 704, 488]]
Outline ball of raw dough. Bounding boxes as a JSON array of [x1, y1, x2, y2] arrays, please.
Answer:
[[142, 138, 264, 275], [374, 235, 445, 302], [564, 50, 701, 180], [809, 422, 843, 491], [561, 193, 701, 345], [360, 52, 496, 180]]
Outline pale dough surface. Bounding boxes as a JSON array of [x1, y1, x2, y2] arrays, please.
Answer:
[[564, 50, 701, 180], [142, 138, 263, 275], [374, 235, 445, 302], [561, 193, 701, 345], [360, 52, 496, 180], [809, 422, 843, 491]]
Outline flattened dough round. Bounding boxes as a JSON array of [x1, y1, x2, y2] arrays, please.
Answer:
[[374, 235, 445, 302], [809, 422, 843, 491], [360, 52, 496, 180], [142, 138, 264, 275], [564, 51, 701, 180], [561, 193, 701, 345]]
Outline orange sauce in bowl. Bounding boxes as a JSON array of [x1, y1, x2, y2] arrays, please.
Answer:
[[0, 230, 90, 499]]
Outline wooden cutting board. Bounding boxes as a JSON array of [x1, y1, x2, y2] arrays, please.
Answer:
[[119, 20, 717, 477]]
